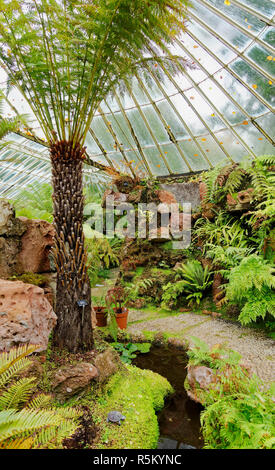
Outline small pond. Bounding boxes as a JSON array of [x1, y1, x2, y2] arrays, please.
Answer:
[[133, 345, 204, 449]]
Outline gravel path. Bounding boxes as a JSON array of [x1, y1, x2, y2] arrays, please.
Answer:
[[128, 311, 275, 385]]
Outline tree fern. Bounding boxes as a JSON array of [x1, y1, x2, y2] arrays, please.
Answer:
[[0, 90, 27, 148]]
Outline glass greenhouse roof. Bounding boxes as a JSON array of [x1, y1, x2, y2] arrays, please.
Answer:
[[0, 0, 274, 197]]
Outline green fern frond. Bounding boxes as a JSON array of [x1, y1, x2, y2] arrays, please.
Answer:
[[0, 345, 39, 388], [0, 346, 81, 449], [0, 377, 36, 411], [26, 393, 52, 410], [223, 167, 246, 194]]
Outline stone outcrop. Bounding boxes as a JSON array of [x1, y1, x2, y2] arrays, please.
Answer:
[[0, 279, 57, 351], [0, 199, 26, 237], [161, 181, 201, 210], [185, 365, 215, 404], [51, 362, 98, 400], [0, 237, 22, 279], [0, 200, 27, 278], [17, 217, 55, 274], [0, 200, 55, 277], [156, 189, 177, 205], [94, 348, 121, 383]]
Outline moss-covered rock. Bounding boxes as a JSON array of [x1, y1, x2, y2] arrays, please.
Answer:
[[8, 272, 47, 286], [93, 365, 173, 449]]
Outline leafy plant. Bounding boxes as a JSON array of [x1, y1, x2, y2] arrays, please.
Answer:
[[162, 260, 213, 308], [225, 254, 275, 325], [106, 286, 127, 312], [0, 345, 80, 449], [125, 278, 154, 303], [91, 238, 119, 269], [245, 155, 275, 233], [85, 237, 118, 287], [111, 342, 151, 364], [92, 295, 106, 308]]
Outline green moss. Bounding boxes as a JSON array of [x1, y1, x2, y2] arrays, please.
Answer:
[[8, 272, 47, 286], [93, 365, 173, 449]]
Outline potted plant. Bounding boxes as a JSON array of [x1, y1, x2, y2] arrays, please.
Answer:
[[106, 286, 129, 330], [92, 295, 108, 327]]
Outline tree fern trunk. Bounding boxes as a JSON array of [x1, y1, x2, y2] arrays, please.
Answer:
[[50, 140, 93, 352]]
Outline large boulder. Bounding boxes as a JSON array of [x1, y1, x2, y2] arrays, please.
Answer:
[[52, 362, 98, 401], [0, 279, 57, 351], [0, 201, 54, 277], [17, 217, 55, 273]]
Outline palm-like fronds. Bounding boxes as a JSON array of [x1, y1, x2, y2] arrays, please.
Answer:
[[0, 91, 27, 148], [0, 0, 190, 145]]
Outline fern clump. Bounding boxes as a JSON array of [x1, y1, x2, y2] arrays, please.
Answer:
[[194, 212, 249, 251], [186, 337, 275, 449], [0, 345, 81, 449], [187, 337, 242, 370], [246, 155, 275, 233], [225, 255, 275, 325], [201, 383, 275, 449], [162, 260, 213, 308]]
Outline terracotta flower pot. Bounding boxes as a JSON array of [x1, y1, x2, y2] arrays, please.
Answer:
[[114, 307, 129, 330], [94, 306, 108, 327]]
